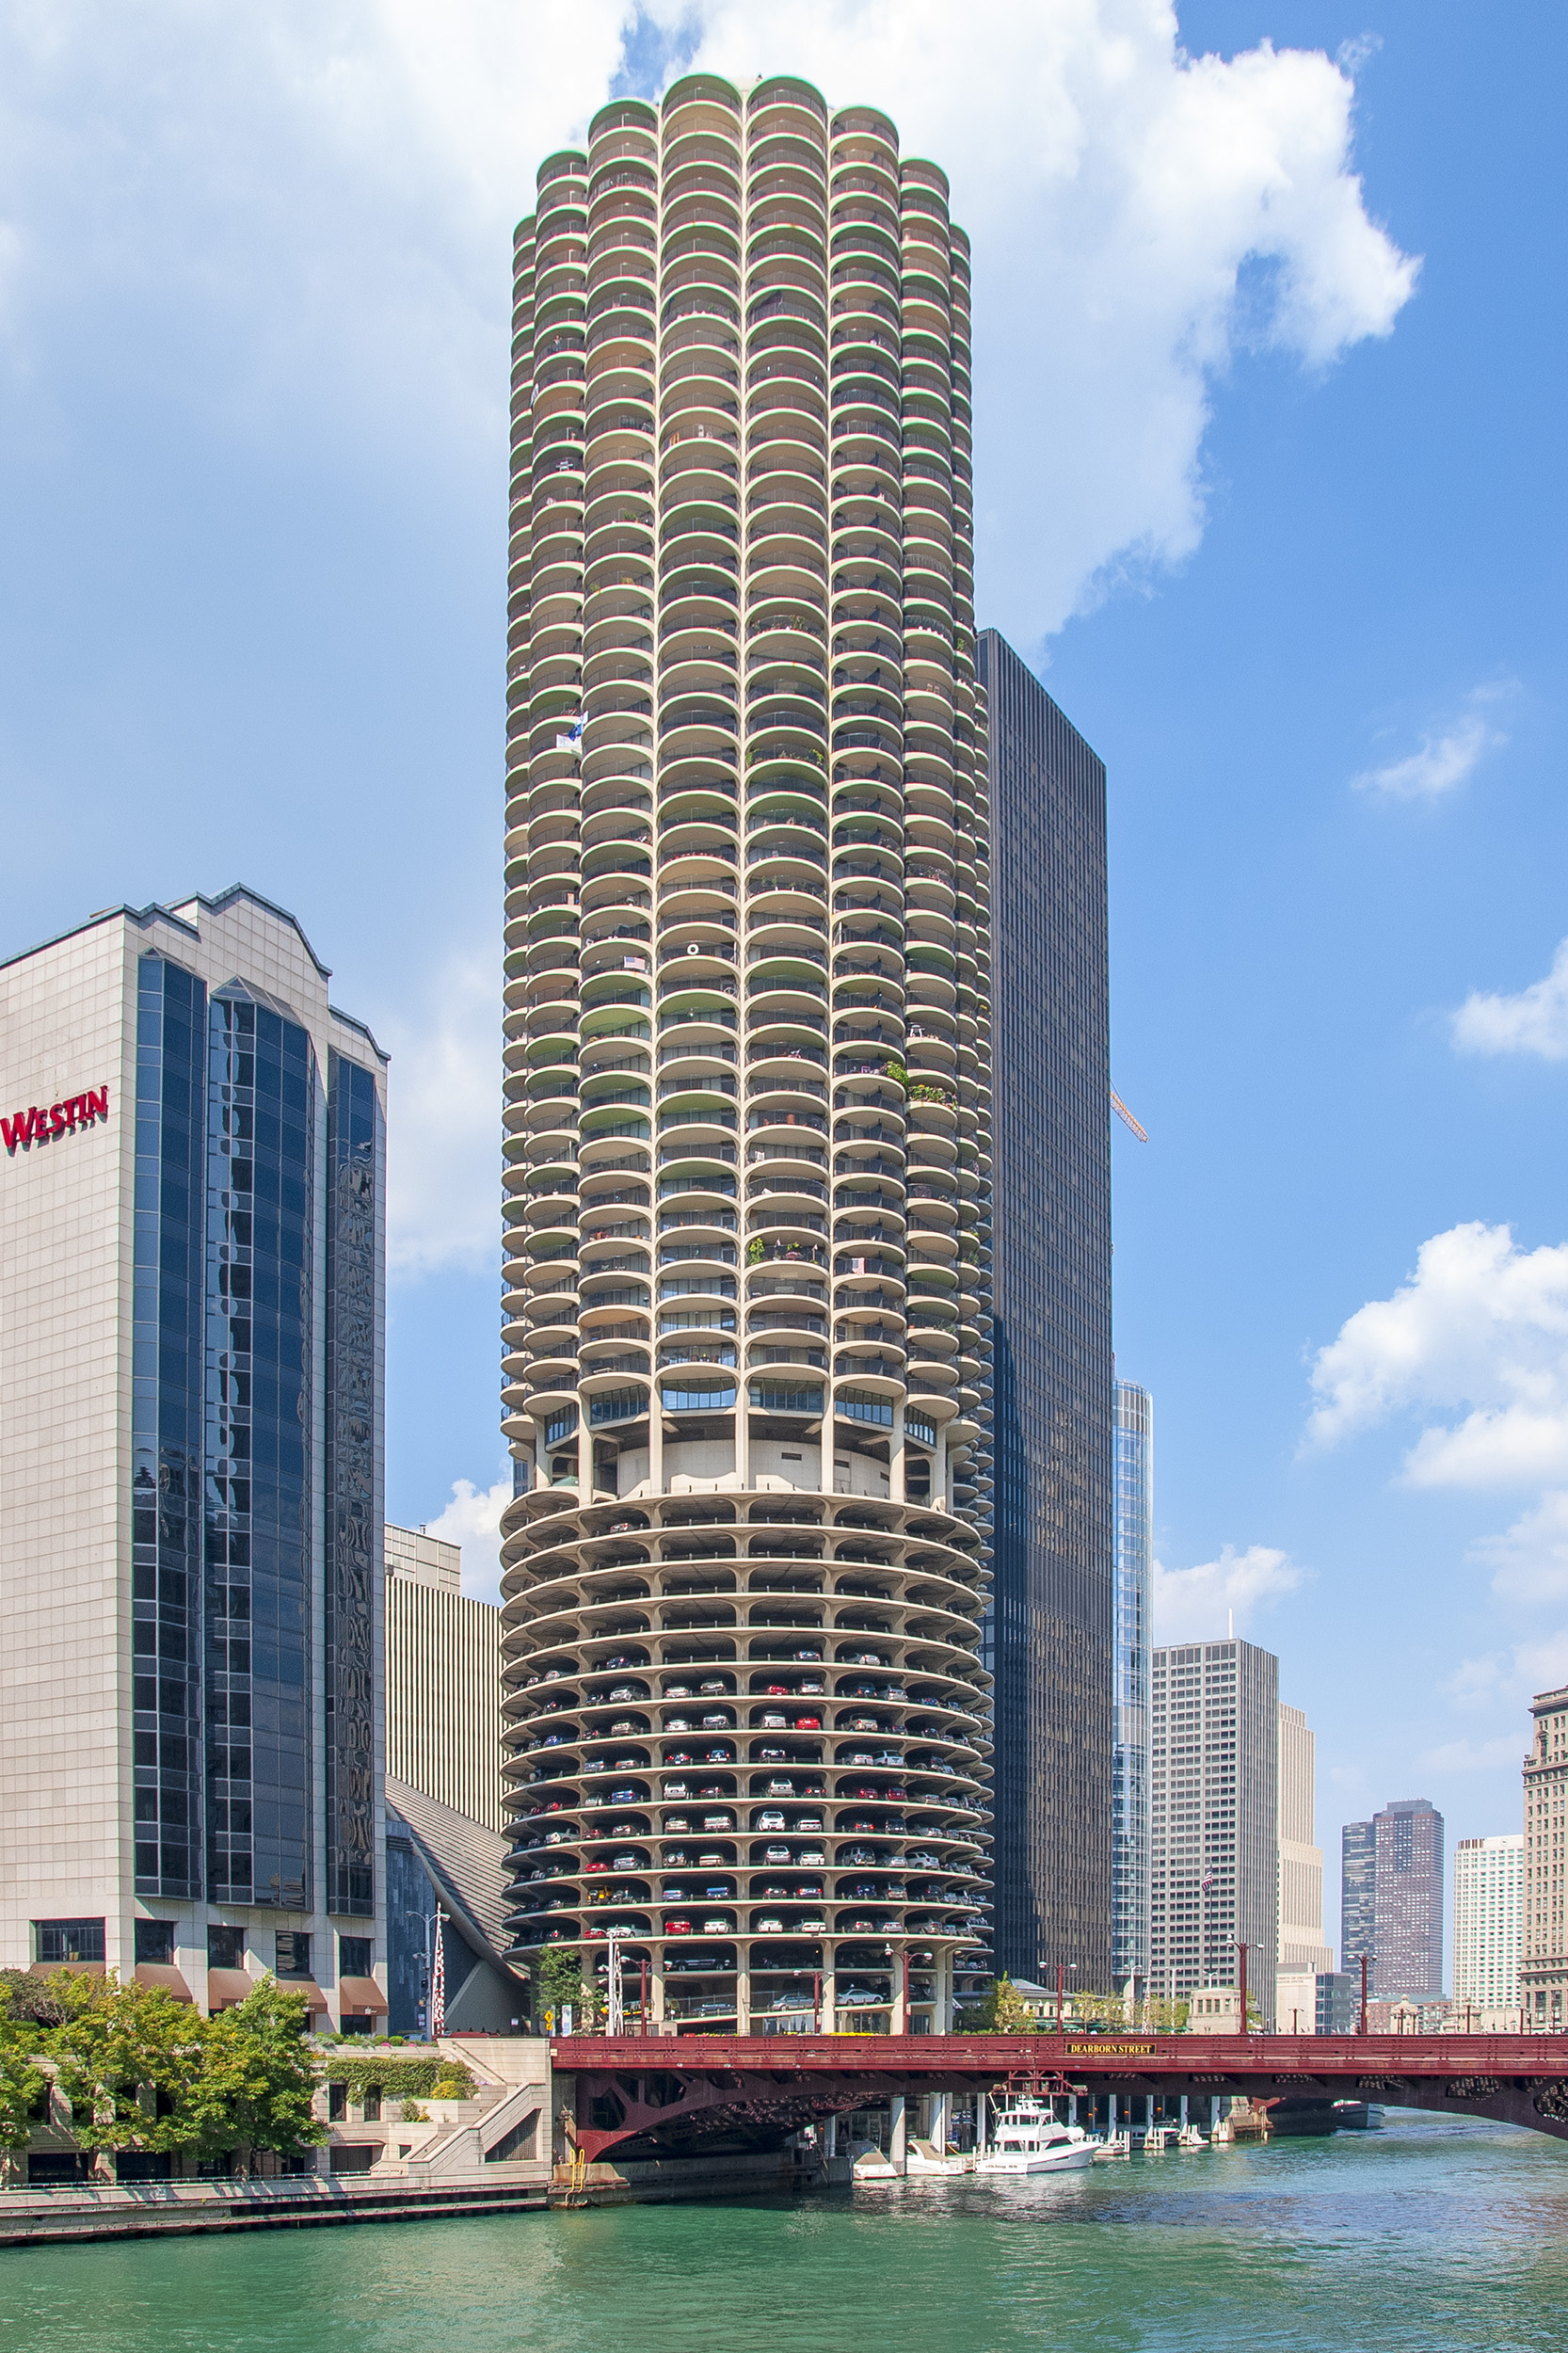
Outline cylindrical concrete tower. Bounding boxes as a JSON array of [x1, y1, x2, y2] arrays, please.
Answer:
[[500, 72, 993, 2038]]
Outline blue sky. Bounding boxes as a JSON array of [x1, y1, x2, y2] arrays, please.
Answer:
[[2, 0, 1562, 1958]]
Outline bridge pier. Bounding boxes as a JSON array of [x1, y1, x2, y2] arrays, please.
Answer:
[[890, 2093, 907, 2174]]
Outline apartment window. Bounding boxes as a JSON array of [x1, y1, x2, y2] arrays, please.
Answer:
[[328, 2081, 347, 2121], [339, 1936, 373, 1977], [208, 1925, 246, 1969], [134, 1919, 176, 1965], [34, 1919, 105, 1965], [274, 1931, 312, 1978]]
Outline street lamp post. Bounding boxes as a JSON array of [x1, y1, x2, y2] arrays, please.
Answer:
[[405, 1906, 448, 2041]]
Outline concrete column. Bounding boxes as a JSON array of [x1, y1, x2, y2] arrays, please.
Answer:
[[1179, 2094, 1189, 2127], [577, 1413, 593, 1497], [890, 2091, 907, 2174], [819, 1399, 835, 1495], [932, 1426, 947, 1511], [736, 1956, 751, 2034], [1067, 2094, 1077, 2126], [734, 1382, 750, 1488], [824, 2112, 838, 2157], [1144, 2093, 1154, 2135], [888, 1407, 905, 1504], [820, 1943, 836, 2031], [1109, 2092, 1118, 2135], [930, 2092, 948, 2153], [891, 1946, 907, 2036], [648, 1400, 664, 1497], [651, 1957, 667, 2033]]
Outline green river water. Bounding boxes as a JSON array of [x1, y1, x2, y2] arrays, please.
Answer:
[[3, 2112, 1566, 2353]]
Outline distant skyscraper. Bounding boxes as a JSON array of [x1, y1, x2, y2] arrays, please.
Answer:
[[0, 888, 389, 2028], [1341, 1817, 1377, 1980], [1278, 1703, 1333, 1974], [1112, 1382, 1152, 1993], [1522, 1685, 1568, 2028], [1375, 1798, 1445, 2001], [1453, 1833, 1523, 2017], [982, 627, 1113, 1990], [1150, 1639, 1279, 2019], [1342, 1799, 1445, 2002]]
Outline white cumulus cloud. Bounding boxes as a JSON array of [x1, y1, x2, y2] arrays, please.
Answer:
[[1471, 1490, 1568, 1607], [1152, 1542, 1303, 1645], [382, 953, 502, 1275], [1352, 688, 1507, 801], [421, 1474, 514, 1607], [0, 0, 1416, 647], [1453, 938, 1568, 1062], [1439, 1630, 1568, 1726], [1305, 1222, 1568, 1488]]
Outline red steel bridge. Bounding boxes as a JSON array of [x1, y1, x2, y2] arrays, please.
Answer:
[[552, 2031, 1568, 2162]]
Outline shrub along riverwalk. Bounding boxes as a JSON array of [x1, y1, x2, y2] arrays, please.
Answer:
[[0, 1972, 552, 2238]]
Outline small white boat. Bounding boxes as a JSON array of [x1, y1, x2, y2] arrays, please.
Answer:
[[1092, 2129, 1131, 2162], [1176, 2124, 1208, 2151], [848, 2138, 898, 2180], [976, 2096, 1096, 2175]]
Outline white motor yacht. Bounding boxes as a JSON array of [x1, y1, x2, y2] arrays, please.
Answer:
[[976, 2096, 1096, 2175]]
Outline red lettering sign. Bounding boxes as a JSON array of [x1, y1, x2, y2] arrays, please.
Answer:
[[3, 1086, 110, 1156]]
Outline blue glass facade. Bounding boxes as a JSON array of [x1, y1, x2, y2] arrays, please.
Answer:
[[132, 957, 208, 1899], [1112, 1381, 1152, 1990], [981, 629, 1114, 1987], [203, 990, 316, 1913]]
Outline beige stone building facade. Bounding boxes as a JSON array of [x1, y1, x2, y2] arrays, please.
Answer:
[[1523, 1685, 1568, 2028], [0, 888, 389, 2027], [385, 1523, 504, 1833]]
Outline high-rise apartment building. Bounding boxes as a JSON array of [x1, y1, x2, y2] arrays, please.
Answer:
[[1340, 1798, 1445, 2002], [1453, 1833, 1523, 2019], [1111, 1382, 1151, 1993], [496, 77, 994, 2034], [1149, 1640, 1279, 2018], [982, 629, 1113, 1989], [0, 888, 389, 2027], [1523, 1685, 1568, 2028], [1278, 1703, 1332, 1974], [385, 1523, 504, 1832]]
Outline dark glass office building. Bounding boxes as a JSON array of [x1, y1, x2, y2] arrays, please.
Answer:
[[981, 629, 1114, 1986], [1342, 1799, 1446, 2002], [0, 888, 390, 2020]]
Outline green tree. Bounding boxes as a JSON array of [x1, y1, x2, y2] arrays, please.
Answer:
[[536, 1945, 603, 2028], [186, 1979, 323, 2169], [956, 1975, 1039, 2034], [40, 1972, 209, 2169], [1070, 1989, 1129, 2033], [0, 1968, 71, 2028], [1144, 1994, 1191, 2035], [0, 2017, 47, 2153]]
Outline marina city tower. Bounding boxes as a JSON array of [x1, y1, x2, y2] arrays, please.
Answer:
[[498, 74, 994, 2034]]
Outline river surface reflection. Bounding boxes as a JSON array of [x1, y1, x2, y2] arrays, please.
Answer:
[[5, 2110, 1567, 2353]]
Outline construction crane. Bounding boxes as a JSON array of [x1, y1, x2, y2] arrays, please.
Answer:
[[1111, 1088, 1148, 1143]]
